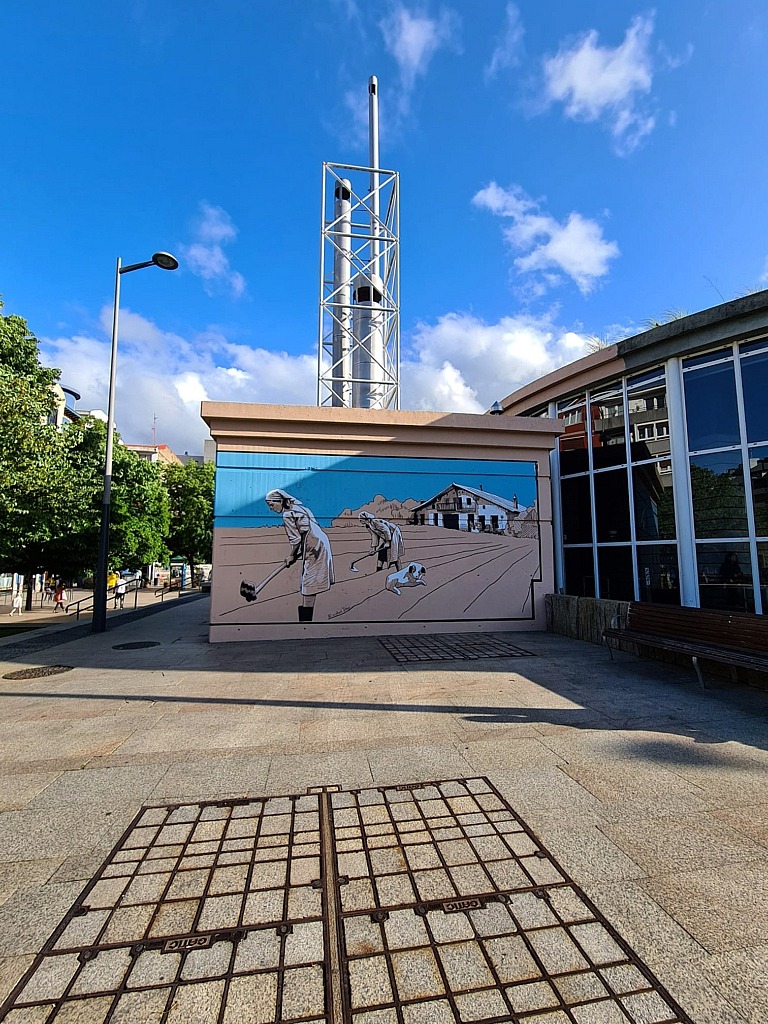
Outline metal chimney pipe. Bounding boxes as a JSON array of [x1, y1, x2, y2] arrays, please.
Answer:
[[368, 75, 380, 279]]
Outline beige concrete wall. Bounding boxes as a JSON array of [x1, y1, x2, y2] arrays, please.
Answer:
[[202, 404, 561, 642]]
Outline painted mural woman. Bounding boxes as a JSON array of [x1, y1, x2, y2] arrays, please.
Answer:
[[266, 488, 334, 621], [359, 511, 405, 571]]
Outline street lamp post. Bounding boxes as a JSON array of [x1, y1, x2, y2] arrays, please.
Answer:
[[91, 252, 179, 633]]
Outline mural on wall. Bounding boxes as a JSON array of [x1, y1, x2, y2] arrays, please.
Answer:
[[211, 453, 541, 625]]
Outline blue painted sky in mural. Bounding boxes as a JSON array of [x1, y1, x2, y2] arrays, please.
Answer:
[[215, 452, 538, 528]]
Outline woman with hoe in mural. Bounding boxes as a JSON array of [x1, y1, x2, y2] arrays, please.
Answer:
[[357, 511, 405, 572], [240, 489, 334, 621]]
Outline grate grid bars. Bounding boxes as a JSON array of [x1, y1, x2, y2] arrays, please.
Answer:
[[0, 780, 692, 1024]]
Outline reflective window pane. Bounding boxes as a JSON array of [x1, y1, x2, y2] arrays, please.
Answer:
[[690, 452, 748, 538], [558, 395, 589, 474], [696, 542, 754, 613], [758, 542, 768, 615], [683, 348, 731, 369], [597, 546, 635, 601], [564, 547, 595, 597], [636, 545, 681, 605], [684, 360, 740, 451], [742, 350, 768, 444], [751, 445, 768, 537], [739, 337, 768, 357], [633, 462, 675, 540], [594, 469, 631, 542], [627, 369, 670, 460], [591, 385, 626, 469], [561, 475, 592, 544]]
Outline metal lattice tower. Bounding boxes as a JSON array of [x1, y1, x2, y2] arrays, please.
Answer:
[[318, 77, 400, 410]]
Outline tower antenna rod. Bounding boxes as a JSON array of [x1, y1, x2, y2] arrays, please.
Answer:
[[369, 75, 380, 280]]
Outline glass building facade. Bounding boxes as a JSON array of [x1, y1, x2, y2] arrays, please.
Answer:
[[529, 332, 768, 614]]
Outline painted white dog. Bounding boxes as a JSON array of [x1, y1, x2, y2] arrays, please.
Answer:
[[385, 562, 427, 596]]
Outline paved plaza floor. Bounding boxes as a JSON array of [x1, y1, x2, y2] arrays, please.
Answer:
[[0, 599, 766, 1022]]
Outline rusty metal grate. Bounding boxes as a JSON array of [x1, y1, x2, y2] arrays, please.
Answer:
[[112, 641, 162, 650], [332, 779, 692, 1022], [378, 633, 534, 663], [0, 794, 327, 1023], [1, 780, 693, 1023], [2, 665, 73, 680]]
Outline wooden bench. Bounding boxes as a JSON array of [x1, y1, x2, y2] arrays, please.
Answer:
[[602, 603, 768, 690]]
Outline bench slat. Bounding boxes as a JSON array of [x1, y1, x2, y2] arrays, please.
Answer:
[[604, 601, 768, 681], [624, 605, 768, 652], [604, 629, 768, 670]]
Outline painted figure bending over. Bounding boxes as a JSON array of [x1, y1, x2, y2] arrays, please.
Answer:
[[359, 512, 405, 571], [267, 488, 334, 622]]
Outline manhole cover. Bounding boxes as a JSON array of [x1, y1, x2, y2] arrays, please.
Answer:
[[2, 665, 73, 680], [0, 780, 693, 1023], [112, 641, 161, 650], [379, 633, 534, 663]]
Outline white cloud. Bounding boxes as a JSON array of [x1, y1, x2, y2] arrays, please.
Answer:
[[485, 3, 524, 81], [401, 310, 592, 411], [341, 86, 371, 149], [332, 0, 361, 20], [179, 202, 246, 298], [379, 4, 460, 112], [542, 13, 657, 154], [473, 182, 619, 296], [42, 302, 595, 455], [40, 308, 316, 455]]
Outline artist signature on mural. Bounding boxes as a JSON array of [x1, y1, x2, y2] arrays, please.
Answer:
[[328, 605, 353, 620]]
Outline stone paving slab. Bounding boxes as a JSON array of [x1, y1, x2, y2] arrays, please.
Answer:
[[0, 774, 61, 813], [0, 599, 766, 1020], [601, 813, 768, 876], [637, 860, 768, 953], [710, 802, 768, 847], [699, 944, 768, 1024]]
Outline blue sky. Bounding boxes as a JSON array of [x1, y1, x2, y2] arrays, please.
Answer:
[[2, 1, 767, 453], [214, 452, 538, 526]]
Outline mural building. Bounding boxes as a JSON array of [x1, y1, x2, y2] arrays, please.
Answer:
[[202, 405, 561, 641], [212, 454, 540, 630]]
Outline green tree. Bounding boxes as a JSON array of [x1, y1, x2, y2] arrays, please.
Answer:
[[0, 300, 171, 593], [690, 464, 748, 538], [46, 417, 172, 578], [0, 301, 72, 603], [163, 461, 215, 585]]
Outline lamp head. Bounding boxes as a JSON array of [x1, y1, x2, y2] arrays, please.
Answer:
[[152, 251, 179, 271], [489, 400, 504, 415]]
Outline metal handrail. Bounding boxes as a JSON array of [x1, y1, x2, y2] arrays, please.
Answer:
[[65, 578, 142, 620], [154, 581, 196, 602]]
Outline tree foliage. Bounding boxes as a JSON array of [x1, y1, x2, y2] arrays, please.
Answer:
[[44, 417, 171, 578], [0, 300, 71, 580], [163, 461, 215, 583], [690, 464, 748, 538], [0, 300, 172, 580]]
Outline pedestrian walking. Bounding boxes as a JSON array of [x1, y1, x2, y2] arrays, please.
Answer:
[[53, 583, 66, 613], [9, 591, 23, 617], [115, 577, 127, 609]]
